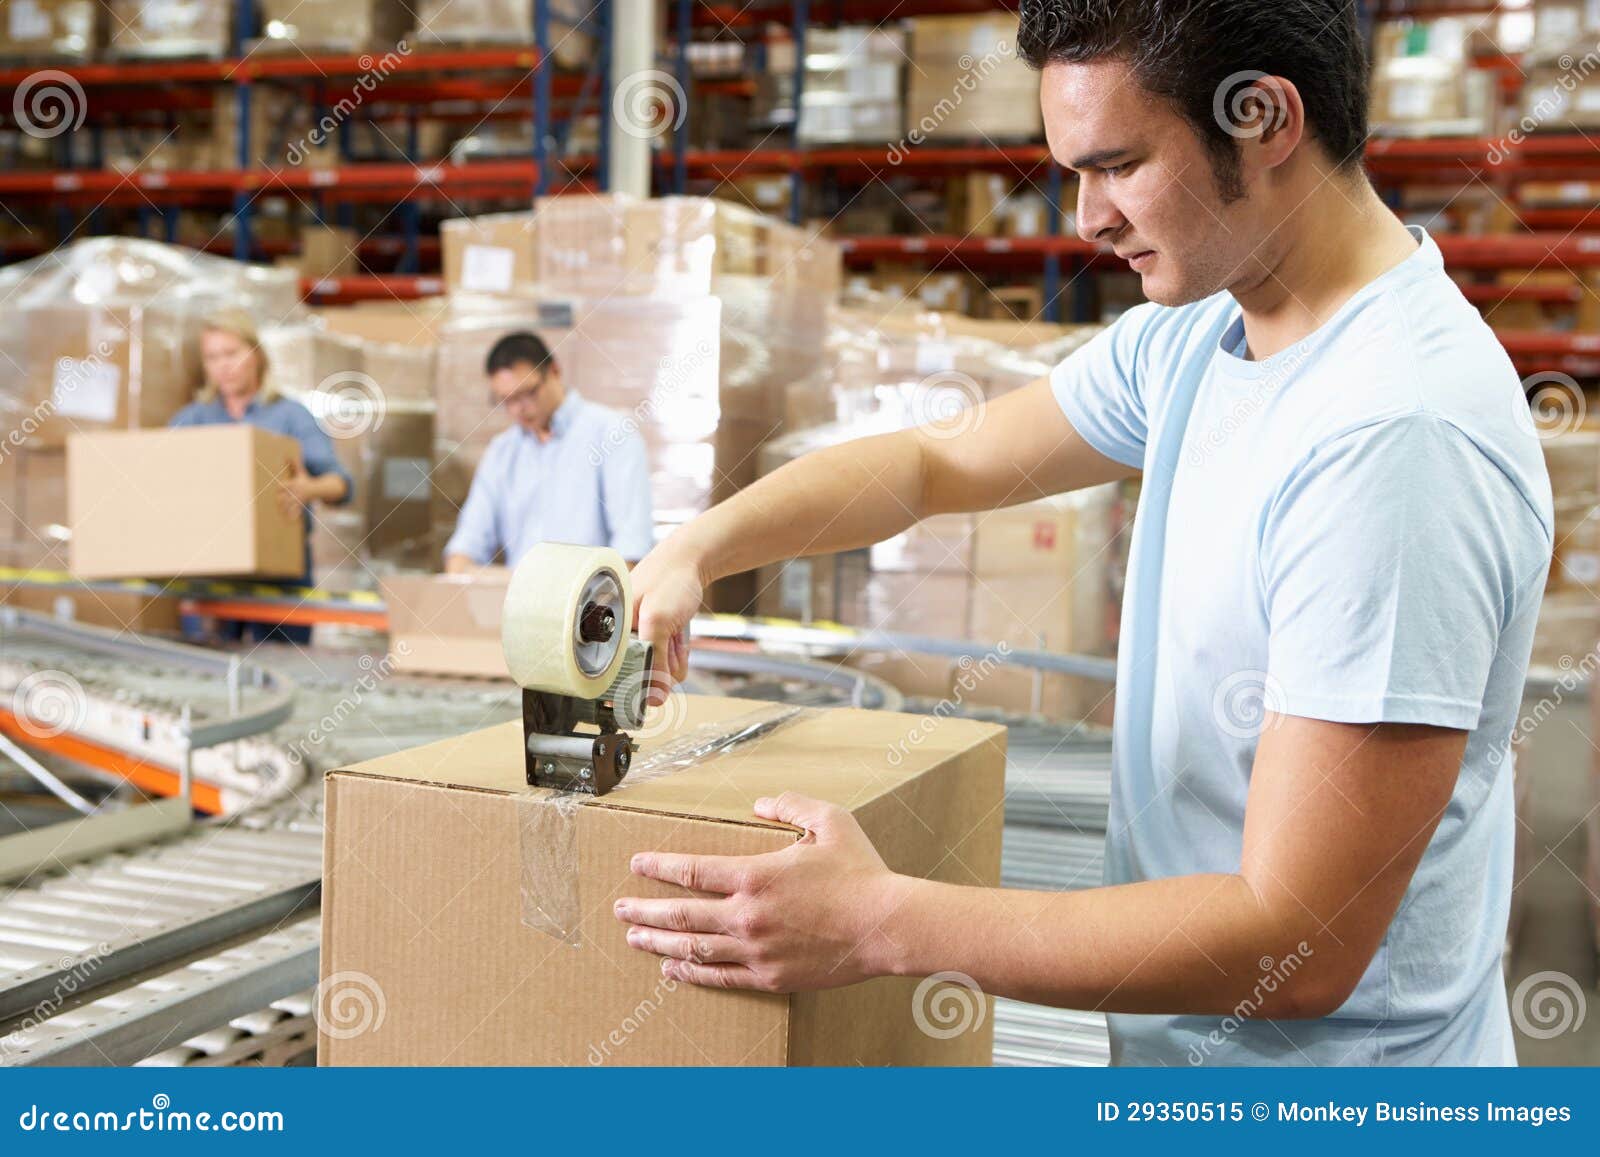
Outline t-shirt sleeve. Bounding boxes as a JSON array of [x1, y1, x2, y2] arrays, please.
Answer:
[[1260, 414, 1551, 730], [1048, 302, 1158, 469]]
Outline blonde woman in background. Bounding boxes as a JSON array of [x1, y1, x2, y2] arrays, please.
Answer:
[[169, 309, 354, 646]]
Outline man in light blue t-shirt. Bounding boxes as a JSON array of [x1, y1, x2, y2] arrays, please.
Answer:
[[610, 0, 1553, 1066]]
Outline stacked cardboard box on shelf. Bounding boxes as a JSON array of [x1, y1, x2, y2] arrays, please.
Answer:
[[0, 0, 102, 59], [796, 26, 905, 145], [255, 0, 413, 52], [1370, 18, 1498, 137], [106, 0, 231, 59], [1543, 426, 1600, 592], [410, 0, 594, 67], [1519, 0, 1600, 131], [906, 14, 1043, 141]]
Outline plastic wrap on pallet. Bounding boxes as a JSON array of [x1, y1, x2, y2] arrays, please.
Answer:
[[796, 25, 905, 146], [106, 0, 231, 59], [412, 0, 596, 62], [0, 0, 101, 59], [0, 239, 301, 452], [257, 0, 412, 52]]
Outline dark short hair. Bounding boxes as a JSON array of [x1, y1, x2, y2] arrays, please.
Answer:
[[1017, 0, 1368, 198], [485, 331, 554, 376]]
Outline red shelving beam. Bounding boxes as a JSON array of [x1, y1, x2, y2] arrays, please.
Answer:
[[692, 0, 1017, 30], [300, 274, 445, 302]]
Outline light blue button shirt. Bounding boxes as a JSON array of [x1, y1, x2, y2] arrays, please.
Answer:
[[443, 390, 655, 566], [1050, 227, 1553, 1066]]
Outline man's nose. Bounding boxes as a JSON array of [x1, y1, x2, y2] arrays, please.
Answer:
[[1075, 179, 1125, 244]]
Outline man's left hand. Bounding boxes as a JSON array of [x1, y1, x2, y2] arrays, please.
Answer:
[[614, 792, 904, 992]]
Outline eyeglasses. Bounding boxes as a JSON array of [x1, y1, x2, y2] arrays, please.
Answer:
[[489, 374, 546, 410]]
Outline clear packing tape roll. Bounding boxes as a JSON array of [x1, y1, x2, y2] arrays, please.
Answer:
[[516, 704, 816, 945], [501, 542, 632, 699]]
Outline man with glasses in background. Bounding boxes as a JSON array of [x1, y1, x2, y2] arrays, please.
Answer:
[[442, 332, 654, 571]]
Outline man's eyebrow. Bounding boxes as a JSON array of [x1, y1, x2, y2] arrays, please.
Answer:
[[1066, 148, 1132, 171]]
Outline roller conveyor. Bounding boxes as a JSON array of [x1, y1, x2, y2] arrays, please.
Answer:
[[0, 609, 1118, 1068]]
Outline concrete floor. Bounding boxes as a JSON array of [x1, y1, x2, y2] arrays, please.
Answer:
[[1507, 695, 1599, 1065]]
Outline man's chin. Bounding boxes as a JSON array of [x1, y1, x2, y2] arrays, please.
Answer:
[[1137, 272, 1210, 308]]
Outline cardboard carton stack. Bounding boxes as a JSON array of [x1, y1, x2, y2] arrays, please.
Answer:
[[906, 14, 1043, 141], [1369, 18, 1497, 137], [255, 0, 412, 52], [411, 0, 595, 67], [320, 695, 1004, 1065], [430, 195, 840, 587], [796, 26, 905, 145], [754, 414, 1127, 718], [106, 0, 231, 58], [0, 0, 102, 59], [1523, 0, 1600, 131]]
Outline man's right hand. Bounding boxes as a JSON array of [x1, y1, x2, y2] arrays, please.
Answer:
[[629, 546, 704, 706]]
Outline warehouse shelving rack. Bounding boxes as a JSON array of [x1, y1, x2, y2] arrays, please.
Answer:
[[656, 0, 1600, 344], [0, 0, 612, 290]]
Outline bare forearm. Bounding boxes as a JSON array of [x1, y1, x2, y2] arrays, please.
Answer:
[[662, 431, 925, 584], [309, 473, 348, 504], [871, 874, 1332, 1019]]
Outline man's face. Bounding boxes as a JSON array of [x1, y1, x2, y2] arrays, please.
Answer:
[[489, 361, 564, 434], [1042, 58, 1272, 306]]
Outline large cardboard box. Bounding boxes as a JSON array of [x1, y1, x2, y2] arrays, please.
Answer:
[[441, 212, 539, 298], [298, 225, 360, 281], [906, 15, 1042, 141], [16, 304, 199, 450], [67, 427, 307, 581], [0, 0, 101, 58], [320, 694, 1005, 1065], [381, 569, 512, 678]]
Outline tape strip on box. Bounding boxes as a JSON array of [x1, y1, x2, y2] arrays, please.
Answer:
[[515, 703, 814, 946]]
